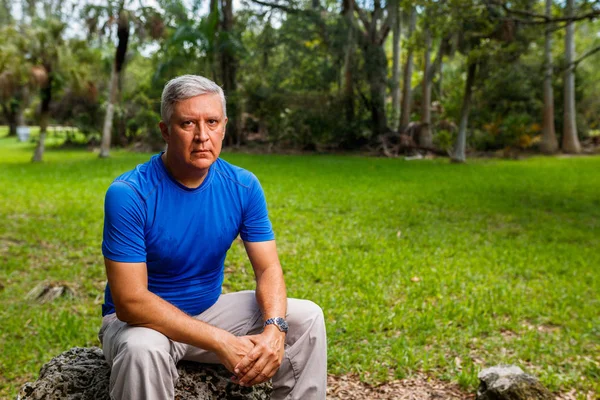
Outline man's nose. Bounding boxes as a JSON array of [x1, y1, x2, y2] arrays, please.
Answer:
[[194, 123, 209, 141]]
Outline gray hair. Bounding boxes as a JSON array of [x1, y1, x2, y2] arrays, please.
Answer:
[[160, 75, 227, 124]]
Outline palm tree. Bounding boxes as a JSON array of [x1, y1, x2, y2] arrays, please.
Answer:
[[0, 25, 40, 137], [31, 18, 67, 162], [83, 0, 163, 158]]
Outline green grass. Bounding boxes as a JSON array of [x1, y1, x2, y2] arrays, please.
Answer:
[[1, 128, 599, 398]]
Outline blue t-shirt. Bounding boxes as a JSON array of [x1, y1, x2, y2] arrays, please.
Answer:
[[101, 153, 274, 317]]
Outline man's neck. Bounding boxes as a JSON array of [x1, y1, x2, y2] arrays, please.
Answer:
[[161, 152, 209, 189]]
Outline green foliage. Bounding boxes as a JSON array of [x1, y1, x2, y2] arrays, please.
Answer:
[[1, 135, 599, 397], [433, 129, 455, 153], [2, 0, 599, 153]]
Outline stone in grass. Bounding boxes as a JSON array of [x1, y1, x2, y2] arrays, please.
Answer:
[[26, 281, 76, 303], [476, 365, 553, 400], [17, 347, 272, 400]]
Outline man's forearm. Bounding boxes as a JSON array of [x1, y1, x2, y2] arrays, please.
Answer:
[[255, 263, 287, 323], [118, 288, 233, 353]]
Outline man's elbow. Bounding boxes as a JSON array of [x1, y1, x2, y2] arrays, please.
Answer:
[[114, 303, 137, 324], [113, 295, 145, 324]]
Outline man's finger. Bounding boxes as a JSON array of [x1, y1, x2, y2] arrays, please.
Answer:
[[234, 349, 259, 377], [237, 348, 282, 386], [245, 362, 278, 386], [237, 355, 268, 386]]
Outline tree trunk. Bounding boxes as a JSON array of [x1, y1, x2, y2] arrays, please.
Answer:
[[99, 6, 129, 158], [363, 43, 389, 137], [399, 7, 416, 133], [100, 67, 118, 158], [221, 0, 240, 147], [540, 0, 558, 154], [209, 0, 219, 82], [32, 70, 52, 163], [8, 121, 17, 136], [420, 28, 433, 147], [3, 105, 18, 136], [562, 0, 580, 154], [452, 62, 477, 163], [390, 0, 401, 131], [342, 0, 355, 125], [434, 40, 445, 99], [3, 85, 29, 137]]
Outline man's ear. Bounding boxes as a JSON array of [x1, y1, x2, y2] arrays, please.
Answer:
[[222, 117, 228, 139], [159, 121, 169, 142]]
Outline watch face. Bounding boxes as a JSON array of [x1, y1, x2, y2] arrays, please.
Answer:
[[276, 317, 289, 331]]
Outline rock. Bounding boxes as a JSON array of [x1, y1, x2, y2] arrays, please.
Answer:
[[476, 365, 553, 400], [17, 347, 272, 400]]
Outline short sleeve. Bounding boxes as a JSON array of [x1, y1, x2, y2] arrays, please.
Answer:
[[102, 181, 147, 262], [239, 176, 275, 242]]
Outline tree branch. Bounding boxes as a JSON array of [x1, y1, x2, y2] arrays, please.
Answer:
[[249, 0, 331, 46], [249, 0, 304, 14], [426, 35, 450, 82], [571, 44, 600, 70], [487, 0, 600, 24], [352, 0, 371, 31], [376, 4, 393, 45]]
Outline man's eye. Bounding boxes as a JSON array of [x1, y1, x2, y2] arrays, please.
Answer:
[[182, 121, 193, 127], [208, 119, 217, 125]]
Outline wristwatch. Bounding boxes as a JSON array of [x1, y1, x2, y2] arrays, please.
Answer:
[[264, 317, 289, 333]]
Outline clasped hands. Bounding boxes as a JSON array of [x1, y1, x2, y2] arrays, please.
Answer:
[[218, 328, 285, 387]]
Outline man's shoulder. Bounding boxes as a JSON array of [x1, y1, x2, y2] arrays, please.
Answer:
[[108, 154, 163, 200], [212, 158, 259, 189]]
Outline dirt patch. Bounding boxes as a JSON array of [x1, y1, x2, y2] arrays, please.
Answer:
[[326, 373, 596, 399], [326, 373, 474, 399], [0, 237, 24, 253], [556, 389, 597, 400]]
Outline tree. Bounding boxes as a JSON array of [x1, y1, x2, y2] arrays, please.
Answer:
[[390, 0, 401, 131], [342, 0, 357, 126], [220, 0, 242, 146], [540, 0, 559, 153], [420, 26, 433, 147], [352, 0, 394, 137], [452, 60, 477, 162], [31, 18, 67, 162], [399, 6, 416, 133], [83, 0, 163, 158], [0, 25, 36, 137], [562, 0, 581, 153]]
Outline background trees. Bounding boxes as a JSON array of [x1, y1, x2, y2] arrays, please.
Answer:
[[0, 0, 598, 160]]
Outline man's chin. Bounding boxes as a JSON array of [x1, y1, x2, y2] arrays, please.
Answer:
[[189, 156, 215, 170]]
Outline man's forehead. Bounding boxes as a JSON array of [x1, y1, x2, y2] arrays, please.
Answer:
[[174, 94, 223, 113]]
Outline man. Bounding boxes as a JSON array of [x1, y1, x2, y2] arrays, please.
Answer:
[[99, 75, 327, 400]]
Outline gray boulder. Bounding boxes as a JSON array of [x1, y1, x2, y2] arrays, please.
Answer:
[[17, 347, 272, 400], [476, 365, 553, 400]]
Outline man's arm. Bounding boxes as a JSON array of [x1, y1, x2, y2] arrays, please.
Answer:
[[233, 240, 287, 386], [104, 258, 253, 373]]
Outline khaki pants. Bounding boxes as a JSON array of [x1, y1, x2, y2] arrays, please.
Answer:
[[99, 291, 327, 400]]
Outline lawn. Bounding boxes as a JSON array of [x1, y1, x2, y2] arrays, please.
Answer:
[[0, 130, 599, 398]]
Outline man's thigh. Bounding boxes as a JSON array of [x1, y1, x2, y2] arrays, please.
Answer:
[[182, 290, 264, 363], [99, 313, 177, 364]]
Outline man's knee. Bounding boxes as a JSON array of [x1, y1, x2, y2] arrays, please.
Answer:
[[112, 327, 173, 366], [288, 299, 326, 335]]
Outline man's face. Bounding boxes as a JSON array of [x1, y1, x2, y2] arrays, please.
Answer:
[[159, 93, 227, 174]]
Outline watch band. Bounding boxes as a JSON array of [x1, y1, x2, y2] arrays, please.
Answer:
[[264, 317, 289, 333]]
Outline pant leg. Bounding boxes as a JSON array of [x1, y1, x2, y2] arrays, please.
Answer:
[[99, 291, 327, 400], [184, 291, 328, 400], [99, 314, 184, 400], [270, 298, 328, 400]]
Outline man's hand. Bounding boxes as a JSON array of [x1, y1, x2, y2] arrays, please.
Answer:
[[232, 327, 285, 386], [215, 334, 255, 374]]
